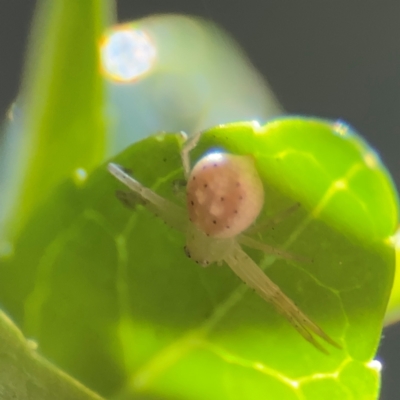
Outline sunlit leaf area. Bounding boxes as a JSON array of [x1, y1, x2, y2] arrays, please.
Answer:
[[0, 1, 399, 399]]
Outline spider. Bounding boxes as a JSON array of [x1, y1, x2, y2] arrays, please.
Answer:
[[108, 132, 341, 353]]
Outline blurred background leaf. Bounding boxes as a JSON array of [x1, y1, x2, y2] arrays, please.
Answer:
[[0, 310, 104, 400], [100, 15, 282, 155], [0, 0, 108, 245]]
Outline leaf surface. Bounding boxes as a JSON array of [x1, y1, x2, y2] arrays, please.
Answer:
[[385, 242, 400, 325], [0, 119, 397, 399]]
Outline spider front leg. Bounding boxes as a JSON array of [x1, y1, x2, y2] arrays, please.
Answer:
[[225, 242, 341, 353], [108, 163, 187, 232], [180, 130, 203, 178]]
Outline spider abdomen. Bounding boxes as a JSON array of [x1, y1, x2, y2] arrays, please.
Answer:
[[186, 152, 264, 238]]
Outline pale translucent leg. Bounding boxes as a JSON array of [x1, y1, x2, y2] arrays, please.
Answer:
[[108, 163, 187, 232], [247, 202, 301, 235], [225, 242, 341, 353], [180, 130, 203, 178], [238, 235, 311, 264], [171, 178, 187, 203], [241, 202, 310, 264]]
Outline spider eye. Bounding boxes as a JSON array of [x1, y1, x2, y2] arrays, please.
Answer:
[[186, 152, 264, 238]]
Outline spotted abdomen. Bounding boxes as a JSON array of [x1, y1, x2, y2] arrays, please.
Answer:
[[186, 152, 264, 238]]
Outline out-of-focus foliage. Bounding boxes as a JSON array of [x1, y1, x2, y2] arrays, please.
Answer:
[[100, 14, 282, 154], [0, 0, 107, 244], [0, 310, 104, 400]]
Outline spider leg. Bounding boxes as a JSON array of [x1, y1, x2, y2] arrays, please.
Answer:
[[225, 242, 341, 353], [238, 235, 311, 264], [181, 130, 203, 178], [247, 202, 301, 235], [108, 163, 187, 232], [172, 178, 187, 203]]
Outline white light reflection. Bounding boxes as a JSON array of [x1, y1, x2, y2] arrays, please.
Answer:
[[332, 121, 348, 137], [73, 168, 88, 185], [363, 151, 379, 169], [100, 26, 156, 82], [368, 359, 382, 373], [203, 151, 226, 164], [391, 227, 400, 248]]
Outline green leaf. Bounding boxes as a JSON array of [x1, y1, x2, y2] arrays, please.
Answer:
[[0, 310, 104, 400], [0, 118, 396, 399], [0, 0, 107, 243], [384, 243, 400, 325]]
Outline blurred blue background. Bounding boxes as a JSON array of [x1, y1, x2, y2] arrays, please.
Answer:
[[0, 1, 399, 399]]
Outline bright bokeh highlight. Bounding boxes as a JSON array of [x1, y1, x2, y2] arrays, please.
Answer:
[[100, 26, 156, 82]]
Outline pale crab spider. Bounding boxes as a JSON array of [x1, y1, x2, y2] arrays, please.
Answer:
[[108, 134, 341, 353]]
